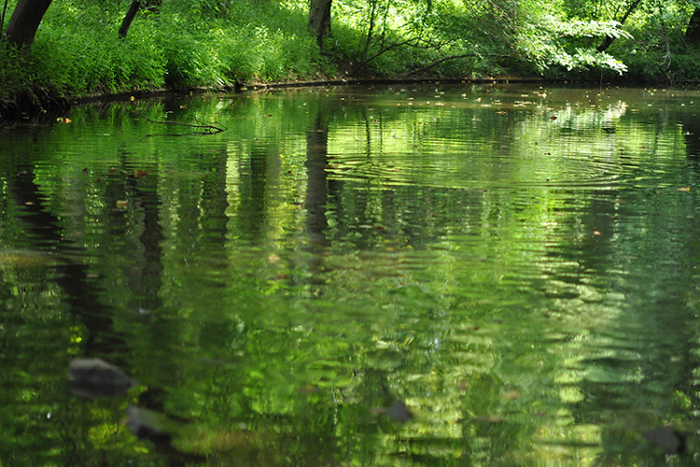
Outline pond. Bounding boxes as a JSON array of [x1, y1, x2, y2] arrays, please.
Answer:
[[1, 83, 700, 466]]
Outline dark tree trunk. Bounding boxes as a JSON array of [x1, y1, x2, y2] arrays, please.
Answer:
[[305, 114, 330, 245], [308, 0, 332, 50], [597, 0, 642, 52], [2, 0, 53, 48], [686, 8, 700, 46], [119, 0, 143, 39], [118, 0, 161, 40]]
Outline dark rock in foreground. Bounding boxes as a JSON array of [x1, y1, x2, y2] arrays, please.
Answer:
[[68, 358, 136, 399]]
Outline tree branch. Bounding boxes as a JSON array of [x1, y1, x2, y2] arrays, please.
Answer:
[[597, 0, 641, 52], [351, 38, 419, 74]]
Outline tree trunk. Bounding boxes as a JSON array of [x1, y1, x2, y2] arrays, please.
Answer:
[[686, 8, 700, 46], [118, 0, 161, 40], [308, 0, 332, 50], [119, 0, 143, 39], [2, 0, 53, 48], [597, 0, 642, 52]]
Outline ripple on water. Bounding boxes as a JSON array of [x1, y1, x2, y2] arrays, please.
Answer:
[[324, 149, 645, 192]]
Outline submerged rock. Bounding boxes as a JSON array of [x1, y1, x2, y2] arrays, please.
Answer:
[[126, 405, 175, 443], [371, 400, 414, 423], [126, 405, 207, 464], [385, 400, 413, 423], [643, 426, 686, 455], [68, 358, 136, 399]]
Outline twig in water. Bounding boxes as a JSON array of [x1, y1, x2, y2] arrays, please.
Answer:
[[140, 112, 227, 134]]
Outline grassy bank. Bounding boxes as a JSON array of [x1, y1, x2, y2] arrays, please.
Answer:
[[1, 1, 329, 96], [2, 0, 700, 120]]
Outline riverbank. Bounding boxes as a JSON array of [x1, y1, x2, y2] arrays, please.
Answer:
[[0, 76, 560, 122], [7, 71, 700, 123]]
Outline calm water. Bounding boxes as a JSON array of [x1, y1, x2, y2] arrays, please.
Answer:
[[2, 84, 700, 466]]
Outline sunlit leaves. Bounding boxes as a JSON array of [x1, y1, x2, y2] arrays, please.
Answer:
[[516, 16, 633, 74], [549, 19, 633, 40]]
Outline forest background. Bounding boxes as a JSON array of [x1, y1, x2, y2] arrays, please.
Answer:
[[2, 0, 700, 111]]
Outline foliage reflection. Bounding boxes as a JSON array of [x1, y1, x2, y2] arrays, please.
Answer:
[[1, 85, 700, 466]]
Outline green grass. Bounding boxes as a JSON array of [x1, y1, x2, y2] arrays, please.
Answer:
[[0, 0, 334, 101]]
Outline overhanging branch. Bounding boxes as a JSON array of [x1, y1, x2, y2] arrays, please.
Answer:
[[351, 37, 420, 74]]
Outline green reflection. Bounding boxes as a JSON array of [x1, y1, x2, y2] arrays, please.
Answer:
[[1, 85, 700, 466]]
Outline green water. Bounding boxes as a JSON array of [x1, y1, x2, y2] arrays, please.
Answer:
[[2, 84, 700, 466]]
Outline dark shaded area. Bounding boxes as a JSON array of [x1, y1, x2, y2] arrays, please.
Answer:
[[116, 152, 165, 313], [236, 144, 270, 243], [7, 168, 126, 356], [685, 8, 700, 46], [644, 426, 686, 455], [0, 87, 69, 121], [305, 114, 330, 245]]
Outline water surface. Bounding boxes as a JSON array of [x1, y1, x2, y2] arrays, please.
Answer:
[[2, 84, 700, 466]]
